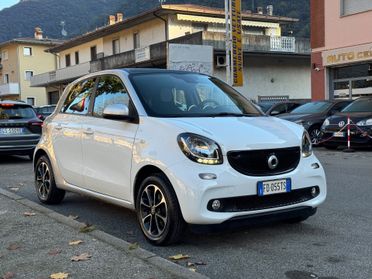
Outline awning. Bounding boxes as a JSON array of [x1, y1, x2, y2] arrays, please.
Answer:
[[177, 14, 280, 29]]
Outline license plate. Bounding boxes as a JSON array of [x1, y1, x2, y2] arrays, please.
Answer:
[[333, 132, 345, 137], [257, 178, 291, 196], [0, 128, 24, 135]]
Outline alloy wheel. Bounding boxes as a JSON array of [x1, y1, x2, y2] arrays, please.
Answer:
[[36, 161, 51, 199], [139, 184, 168, 240], [310, 128, 322, 145]]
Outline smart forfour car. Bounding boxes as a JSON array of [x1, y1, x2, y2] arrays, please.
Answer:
[[33, 69, 327, 245]]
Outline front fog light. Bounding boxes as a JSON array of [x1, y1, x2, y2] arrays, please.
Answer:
[[311, 187, 318, 197], [211, 200, 221, 211]]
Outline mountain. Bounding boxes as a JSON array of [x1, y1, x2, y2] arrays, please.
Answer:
[[0, 0, 309, 43]]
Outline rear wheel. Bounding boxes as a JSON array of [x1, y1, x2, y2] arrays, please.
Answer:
[[136, 174, 185, 246], [35, 155, 65, 204]]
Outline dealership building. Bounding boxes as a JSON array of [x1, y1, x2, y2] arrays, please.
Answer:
[[311, 0, 372, 100]]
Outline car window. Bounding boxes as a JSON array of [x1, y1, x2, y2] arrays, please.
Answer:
[[270, 103, 287, 115], [342, 99, 372, 113], [129, 73, 261, 117], [93, 75, 130, 118], [291, 102, 332, 114], [61, 78, 96, 115], [332, 101, 351, 112], [0, 104, 36, 120], [287, 103, 300, 112]]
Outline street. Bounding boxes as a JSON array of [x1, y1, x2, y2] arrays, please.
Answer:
[[1, 149, 371, 279]]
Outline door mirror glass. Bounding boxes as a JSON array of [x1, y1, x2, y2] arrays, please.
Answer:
[[103, 104, 130, 120]]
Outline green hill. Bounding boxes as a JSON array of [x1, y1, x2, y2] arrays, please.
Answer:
[[0, 0, 309, 43]]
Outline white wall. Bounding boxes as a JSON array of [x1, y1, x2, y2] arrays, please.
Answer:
[[214, 55, 311, 101]]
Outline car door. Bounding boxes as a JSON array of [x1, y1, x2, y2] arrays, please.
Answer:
[[81, 75, 139, 201], [51, 78, 96, 187]]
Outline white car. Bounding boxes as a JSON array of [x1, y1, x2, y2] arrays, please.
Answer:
[[33, 69, 327, 245]]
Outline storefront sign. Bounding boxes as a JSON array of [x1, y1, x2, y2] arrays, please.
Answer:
[[323, 43, 372, 66], [230, 0, 243, 86]]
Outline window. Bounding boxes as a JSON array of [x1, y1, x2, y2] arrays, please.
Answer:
[[270, 103, 287, 115], [93, 75, 131, 117], [133, 33, 140, 49], [90, 46, 97, 61], [75, 51, 80, 65], [1, 50, 8, 61], [0, 104, 36, 120], [65, 54, 71, 67], [61, 78, 96, 115], [26, 97, 35, 106], [341, 0, 372, 15], [112, 39, 120, 55], [48, 91, 59, 105], [25, 71, 34, 81], [23, 47, 32, 56], [4, 74, 9, 84]]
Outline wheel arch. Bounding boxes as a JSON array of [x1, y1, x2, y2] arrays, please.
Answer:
[[33, 149, 49, 170]]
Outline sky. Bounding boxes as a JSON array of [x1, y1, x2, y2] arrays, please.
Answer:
[[0, 0, 18, 11]]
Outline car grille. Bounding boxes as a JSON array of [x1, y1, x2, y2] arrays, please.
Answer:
[[227, 147, 301, 176], [207, 186, 319, 212]]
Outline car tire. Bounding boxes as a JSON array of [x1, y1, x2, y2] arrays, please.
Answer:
[[35, 155, 65, 204], [308, 126, 322, 146], [135, 173, 185, 246]]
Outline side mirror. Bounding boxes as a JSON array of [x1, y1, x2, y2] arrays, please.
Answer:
[[37, 114, 45, 121], [103, 104, 130, 120]]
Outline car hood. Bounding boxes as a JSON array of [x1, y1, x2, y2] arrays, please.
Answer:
[[278, 113, 323, 122], [328, 112, 372, 124], [161, 116, 303, 154]]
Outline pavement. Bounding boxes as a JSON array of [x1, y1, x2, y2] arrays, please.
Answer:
[[0, 189, 207, 279]]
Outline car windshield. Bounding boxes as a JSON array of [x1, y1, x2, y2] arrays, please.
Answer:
[[290, 102, 332, 114], [258, 103, 273, 113], [0, 104, 36, 120], [342, 99, 372, 113], [129, 73, 261, 117]]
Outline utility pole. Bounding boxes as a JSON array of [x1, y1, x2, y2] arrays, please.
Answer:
[[225, 0, 231, 85]]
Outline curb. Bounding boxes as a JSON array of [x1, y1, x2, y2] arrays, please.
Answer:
[[0, 188, 209, 279]]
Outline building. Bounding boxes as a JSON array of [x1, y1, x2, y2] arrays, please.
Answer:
[[0, 28, 62, 105], [31, 4, 311, 102], [311, 0, 372, 100]]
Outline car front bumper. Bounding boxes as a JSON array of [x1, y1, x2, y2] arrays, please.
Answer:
[[321, 127, 372, 147], [165, 154, 327, 225]]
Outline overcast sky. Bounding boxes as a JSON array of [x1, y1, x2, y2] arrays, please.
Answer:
[[0, 0, 18, 11]]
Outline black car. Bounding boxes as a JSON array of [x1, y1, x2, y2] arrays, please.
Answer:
[[321, 97, 372, 149], [278, 100, 352, 145], [35, 105, 56, 120], [258, 101, 302, 116], [0, 100, 43, 159]]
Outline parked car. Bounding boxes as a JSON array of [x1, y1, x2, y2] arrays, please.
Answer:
[[0, 100, 43, 159], [321, 97, 372, 149], [258, 101, 302, 116], [278, 100, 352, 145], [35, 105, 57, 120], [33, 69, 326, 245]]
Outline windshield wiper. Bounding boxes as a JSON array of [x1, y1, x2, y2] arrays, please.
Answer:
[[209, 112, 258, 117]]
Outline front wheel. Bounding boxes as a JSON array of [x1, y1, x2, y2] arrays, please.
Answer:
[[35, 155, 65, 204], [136, 174, 185, 246], [309, 126, 322, 146]]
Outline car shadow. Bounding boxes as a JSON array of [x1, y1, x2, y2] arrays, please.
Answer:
[[0, 155, 32, 165]]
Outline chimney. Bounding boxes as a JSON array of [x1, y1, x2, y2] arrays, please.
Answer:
[[257, 7, 263, 15], [34, 27, 43, 40], [116, 13, 123, 22], [109, 15, 116, 25], [266, 5, 274, 16]]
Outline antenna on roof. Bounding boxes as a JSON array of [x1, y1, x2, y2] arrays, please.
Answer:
[[60, 21, 68, 37]]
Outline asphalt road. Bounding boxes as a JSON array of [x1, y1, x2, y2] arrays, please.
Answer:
[[0, 149, 371, 279]]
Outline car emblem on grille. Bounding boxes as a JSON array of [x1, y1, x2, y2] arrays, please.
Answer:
[[338, 121, 345, 128], [268, 154, 279, 170]]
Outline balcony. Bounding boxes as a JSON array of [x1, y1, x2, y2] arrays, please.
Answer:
[[0, 83, 20, 97], [202, 32, 310, 54], [31, 62, 91, 87]]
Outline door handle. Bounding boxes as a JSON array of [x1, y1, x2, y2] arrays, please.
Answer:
[[83, 128, 94, 135]]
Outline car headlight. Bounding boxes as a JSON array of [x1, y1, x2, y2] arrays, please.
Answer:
[[178, 133, 223, 165], [357, 119, 372, 126], [302, 131, 313, 158], [322, 118, 330, 127]]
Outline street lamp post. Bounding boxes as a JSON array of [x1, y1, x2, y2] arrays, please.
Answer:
[[225, 0, 231, 85]]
